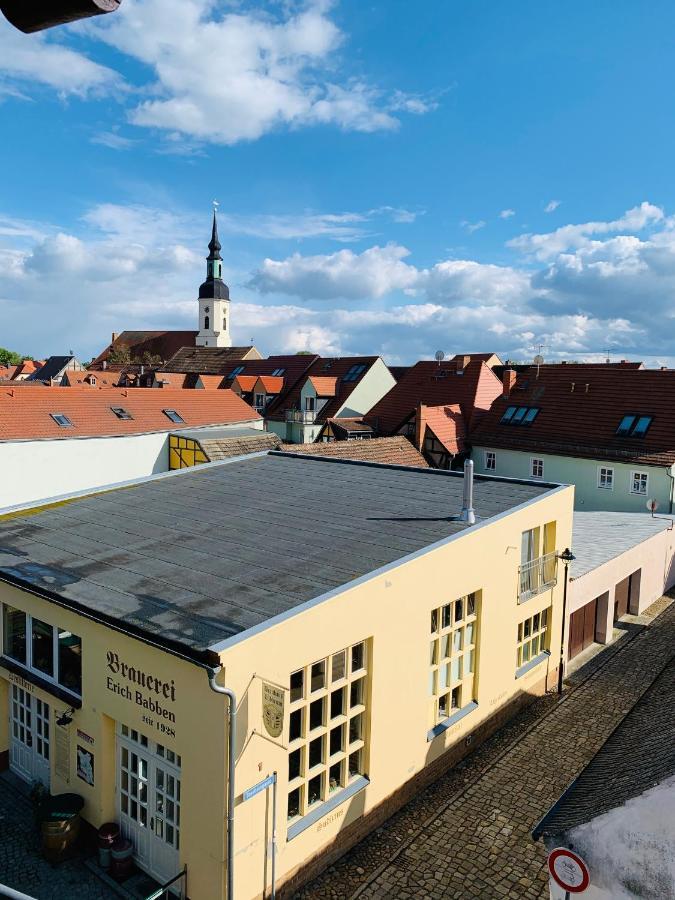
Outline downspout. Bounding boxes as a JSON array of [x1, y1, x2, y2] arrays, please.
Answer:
[[208, 666, 237, 900], [667, 464, 674, 515]]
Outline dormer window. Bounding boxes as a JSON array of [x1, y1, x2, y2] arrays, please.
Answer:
[[111, 407, 133, 420], [616, 414, 652, 437], [163, 409, 185, 424], [500, 406, 540, 426], [50, 413, 73, 427]]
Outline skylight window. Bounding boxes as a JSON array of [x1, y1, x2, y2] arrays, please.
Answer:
[[343, 364, 366, 382], [163, 409, 185, 424], [271, 368, 285, 377], [500, 406, 540, 427], [228, 365, 245, 378], [50, 413, 73, 427], [616, 414, 652, 437], [111, 407, 133, 421]]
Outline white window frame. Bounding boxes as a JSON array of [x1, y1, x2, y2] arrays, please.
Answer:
[[254, 393, 266, 409], [530, 457, 544, 479], [597, 466, 614, 490], [484, 451, 496, 471], [630, 470, 649, 495], [1, 602, 82, 698]]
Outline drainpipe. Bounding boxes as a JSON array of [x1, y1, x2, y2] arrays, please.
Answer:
[[208, 667, 237, 900], [667, 465, 674, 515]]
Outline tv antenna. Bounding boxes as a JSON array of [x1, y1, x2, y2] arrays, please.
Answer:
[[434, 350, 445, 367], [646, 498, 659, 517], [533, 354, 544, 365]]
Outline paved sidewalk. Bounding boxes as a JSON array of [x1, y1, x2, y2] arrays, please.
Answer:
[[297, 597, 675, 900], [0, 777, 120, 900]]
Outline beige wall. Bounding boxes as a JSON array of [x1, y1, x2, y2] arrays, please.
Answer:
[[219, 484, 574, 899], [0, 582, 227, 900]]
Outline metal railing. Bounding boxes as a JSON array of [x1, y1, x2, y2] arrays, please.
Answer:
[[518, 551, 558, 602], [144, 866, 187, 900], [285, 409, 316, 424]]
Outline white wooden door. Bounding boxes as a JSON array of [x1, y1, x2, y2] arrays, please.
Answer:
[[117, 726, 181, 889], [9, 686, 50, 787]]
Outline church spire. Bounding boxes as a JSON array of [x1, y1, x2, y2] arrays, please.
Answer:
[[199, 208, 229, 300]]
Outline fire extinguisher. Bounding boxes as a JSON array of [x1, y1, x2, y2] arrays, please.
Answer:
[[0, 0, 121, 33]]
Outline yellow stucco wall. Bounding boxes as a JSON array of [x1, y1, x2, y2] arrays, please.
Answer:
[[169, 434, 210, 469], [218, 483, 574, 899], [0, 583, 227, 900]]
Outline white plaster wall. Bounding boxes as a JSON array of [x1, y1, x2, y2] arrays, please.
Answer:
[[337, 357, 396, 418], [546, 776, 675, 899], [569, 524, 675, 616]]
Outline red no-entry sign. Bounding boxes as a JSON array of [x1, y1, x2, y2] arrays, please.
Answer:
[[548, 848, 590, 893]]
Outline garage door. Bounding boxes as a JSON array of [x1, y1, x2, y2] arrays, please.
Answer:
[[614, 577, 630, 622], [568, 597, 598, 660]]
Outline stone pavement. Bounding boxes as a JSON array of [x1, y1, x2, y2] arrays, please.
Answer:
[[297, 596, 675, 900], [0, 776, 120, 900]]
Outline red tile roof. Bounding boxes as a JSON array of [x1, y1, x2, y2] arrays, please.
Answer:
[[308, 376, 338, 396], [154, 373, 189, 389], [90, 330, 199, 369], [420, 404, 466, 456], [256, 375, 284, 394], [266, 357, 381, 423], [195, 374, 226, 389], [470, 366, 675, 466], [0, 387, 260, 441], [232, 375, 258, 392], [365, 360, 502, 435], [277, 435, 428, 467]]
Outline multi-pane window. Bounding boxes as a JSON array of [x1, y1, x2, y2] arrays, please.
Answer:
[[485, 451, 496, 471], [530, 458, 544, 478], [429, 593, 479, 726], [500, 406, 540, 426], [1, 604, 82, 696], [630, 471, 648, 495], [616, 415, 652, 437], [598, 467, 614, 490], [516, 609, 549, 669], [287, 641, 369, 826]]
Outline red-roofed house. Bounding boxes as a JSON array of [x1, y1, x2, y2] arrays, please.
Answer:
[[266, 357, 396, 443], [414, 403, 467, 469], [471, 366, 675, 511], [0, 387, 262, 509]]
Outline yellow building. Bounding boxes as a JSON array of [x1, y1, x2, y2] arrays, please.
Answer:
[[0, 453, 573, 899]]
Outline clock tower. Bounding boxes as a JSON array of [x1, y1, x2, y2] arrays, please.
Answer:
[[196, 211, 232, 348]]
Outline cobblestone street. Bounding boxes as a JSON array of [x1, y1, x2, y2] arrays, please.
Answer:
[[297, 597, 675, 900], [0, 777, 119, 900]]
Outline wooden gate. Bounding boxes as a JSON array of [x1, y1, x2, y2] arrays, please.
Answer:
[[568, 597, 598, 660]]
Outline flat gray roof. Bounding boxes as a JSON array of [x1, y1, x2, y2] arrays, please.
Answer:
[[0, 453, 553, 661], [571, 511, 672, 580]]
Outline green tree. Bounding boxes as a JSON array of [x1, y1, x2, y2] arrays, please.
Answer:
[[107, 346, 132, 365], [0, 347, 24, 366]]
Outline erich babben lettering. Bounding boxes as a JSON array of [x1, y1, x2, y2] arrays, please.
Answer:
[[106, 651, 176, 723]]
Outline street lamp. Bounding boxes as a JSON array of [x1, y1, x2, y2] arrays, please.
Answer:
[[556, 547, 576, 696]]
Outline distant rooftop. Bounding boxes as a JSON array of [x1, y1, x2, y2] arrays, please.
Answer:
[[0, 453, 556, 662], [571, 511, 672, 579]]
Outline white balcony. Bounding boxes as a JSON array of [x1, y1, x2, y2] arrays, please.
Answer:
[[518, 552, 558, 602], [286, 409, 316, 424]]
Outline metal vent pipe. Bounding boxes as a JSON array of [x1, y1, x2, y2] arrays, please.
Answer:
[[459, 459, 476, 524]]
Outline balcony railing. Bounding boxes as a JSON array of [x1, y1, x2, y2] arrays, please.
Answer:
[[518, 551, 558, 602], [286, 409, 316, 424]]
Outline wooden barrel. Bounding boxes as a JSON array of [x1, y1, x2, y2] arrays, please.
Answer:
[[41, 815, 81, 862]]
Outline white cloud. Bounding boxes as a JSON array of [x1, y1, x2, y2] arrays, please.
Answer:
[[545, 200, 561, 213], [0, 18, 118, 96], [91, 131, 137, 150], [499, 209, 515, 219], [509, 202, 665, 261], [83, 0, 429, 144], [460, 220, 486, 234]]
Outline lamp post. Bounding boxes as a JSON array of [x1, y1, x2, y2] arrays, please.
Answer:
[[556, 548, 576, 696]]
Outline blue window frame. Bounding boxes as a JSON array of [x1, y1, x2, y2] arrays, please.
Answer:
[[501, 406, 517, 423], [616, 414, 652, 437], [501, 406, 540, 426]]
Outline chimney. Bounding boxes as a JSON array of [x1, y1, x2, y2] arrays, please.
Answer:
[[456, 355, 470, 374], [102, 360, 107, 371], [415, 403, 427, 451], [502, 368, 516, 398], [459, 459, 476, 525], [111, 332, 119, 343]]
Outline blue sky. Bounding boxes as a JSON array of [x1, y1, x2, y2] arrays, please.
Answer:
[[2, 0, 675, 364]]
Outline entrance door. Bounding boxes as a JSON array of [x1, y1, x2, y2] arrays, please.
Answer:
[[9, 686, 50, 787], [117, 726, 181, 888]]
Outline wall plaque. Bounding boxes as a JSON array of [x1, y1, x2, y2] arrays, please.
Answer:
[[262, 682, 284, 739]]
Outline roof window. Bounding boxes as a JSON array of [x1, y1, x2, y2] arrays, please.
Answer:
[[163, 409, 185, 424], [271, 368, 285, 377], [50, 413, 73, 427], [616, 414, 652, 437], [228, 365, 245, 378], [500, 406, 539, 426], [111, 407, 133, 420], [343, 364, 367, 382]]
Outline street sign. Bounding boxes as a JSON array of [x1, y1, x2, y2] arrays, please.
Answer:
[[548, 847, 590, 893], [243, 773, 276, 803]]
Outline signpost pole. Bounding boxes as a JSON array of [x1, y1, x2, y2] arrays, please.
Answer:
[[271, 772, 278, 900]]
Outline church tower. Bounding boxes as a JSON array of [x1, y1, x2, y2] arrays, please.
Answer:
[[196, 211, 232, 348]]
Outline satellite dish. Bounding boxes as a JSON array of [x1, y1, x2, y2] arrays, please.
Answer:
[[533, 354, 544, 365], [435, 350, 445, 362], [647, 498, 659, 515]]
